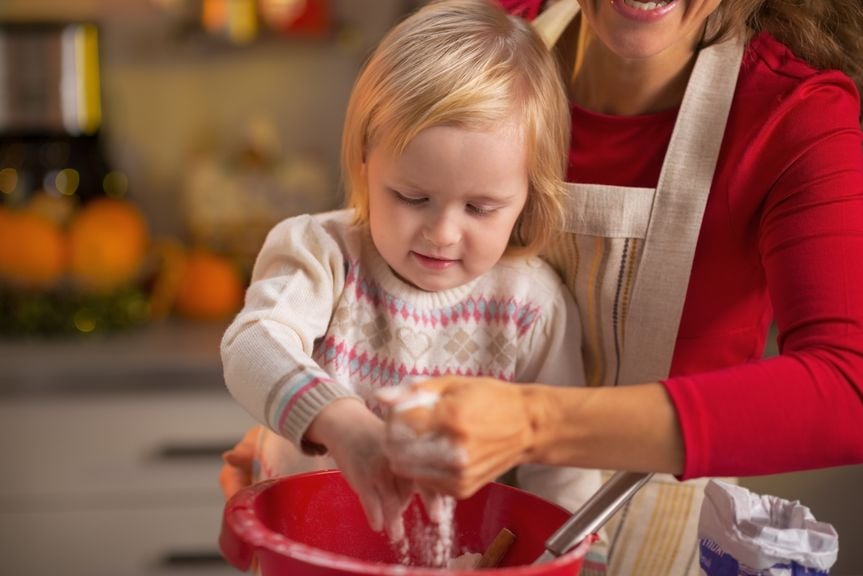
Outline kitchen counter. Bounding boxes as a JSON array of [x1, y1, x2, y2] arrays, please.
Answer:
[[0, 320, 253, 576], [0, 321, 227, 396]]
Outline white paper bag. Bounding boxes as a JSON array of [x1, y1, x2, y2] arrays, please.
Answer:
[[698, 479, 838, 575]]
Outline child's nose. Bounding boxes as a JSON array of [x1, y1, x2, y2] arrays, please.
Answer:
[[423, 212, 461, 247]]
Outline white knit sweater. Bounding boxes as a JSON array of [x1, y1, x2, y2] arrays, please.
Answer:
[[221, 209, 599, 511]]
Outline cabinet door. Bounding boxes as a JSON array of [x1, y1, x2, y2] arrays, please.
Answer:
[[0, 390, 255, 575], [0, 391, 255, 502], [0, 503, 241, 576]]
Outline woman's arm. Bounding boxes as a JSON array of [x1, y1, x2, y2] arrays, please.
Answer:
[[528, 382, 684, 474], [665, 74, 863, 479], [383, 377, 683, 499]]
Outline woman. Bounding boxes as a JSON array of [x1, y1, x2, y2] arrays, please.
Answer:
[[380, 0, 863, 573]]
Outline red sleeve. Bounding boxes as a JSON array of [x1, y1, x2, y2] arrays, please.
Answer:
[[664, 75, 863, 479], [497, 0, 544, 20]]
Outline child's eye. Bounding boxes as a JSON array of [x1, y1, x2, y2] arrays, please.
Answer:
[[467, 204, 495, 217], [392, 190, 427, 206]]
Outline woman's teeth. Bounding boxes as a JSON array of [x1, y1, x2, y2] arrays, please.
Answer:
[[624, 0, 671, 9]]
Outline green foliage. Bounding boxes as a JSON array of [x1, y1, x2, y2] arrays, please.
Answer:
[[0, 286, 150, 338]]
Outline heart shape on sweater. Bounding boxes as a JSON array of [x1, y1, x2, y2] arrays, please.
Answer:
[[396, 328, 432, 361]]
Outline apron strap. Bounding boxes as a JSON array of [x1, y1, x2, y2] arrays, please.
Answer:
[[532, 0, 580, 48], [619, 37, 745, 385]]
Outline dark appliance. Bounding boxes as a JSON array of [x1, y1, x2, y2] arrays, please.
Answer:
[[0, 21, 112, 205]]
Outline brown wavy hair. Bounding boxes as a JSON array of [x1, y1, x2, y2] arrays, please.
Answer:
[[707, 0, 863, 110]]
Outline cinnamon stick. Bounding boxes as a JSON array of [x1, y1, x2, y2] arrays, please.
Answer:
[[475, 527, 516, 569]]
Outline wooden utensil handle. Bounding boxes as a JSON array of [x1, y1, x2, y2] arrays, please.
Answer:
[[476, 527, 516, 568]]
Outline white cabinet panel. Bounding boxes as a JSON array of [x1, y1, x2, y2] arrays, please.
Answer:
[[0, 390, 256, 574], [0, 503, 241, 576], [0, 392, 255, 504]]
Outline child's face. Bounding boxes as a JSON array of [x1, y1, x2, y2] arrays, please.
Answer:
[[366, 124, 529, 292]]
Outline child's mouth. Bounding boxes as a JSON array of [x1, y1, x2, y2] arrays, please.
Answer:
[[412, 252, 458, 270]]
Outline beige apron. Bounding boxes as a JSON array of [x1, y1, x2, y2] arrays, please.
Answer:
[[543, 35, 745, 576]]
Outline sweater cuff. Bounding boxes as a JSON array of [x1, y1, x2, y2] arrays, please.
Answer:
[[661, 376, 706, 480], [276, 380, 360, 455]]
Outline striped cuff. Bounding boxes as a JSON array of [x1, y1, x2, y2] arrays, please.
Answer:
[[274, 379, 360, 455]]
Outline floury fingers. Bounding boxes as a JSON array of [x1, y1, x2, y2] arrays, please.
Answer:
[[377, 385, 468, 477]]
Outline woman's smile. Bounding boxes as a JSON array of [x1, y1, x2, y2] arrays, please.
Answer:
[[614, 0, 679, 22]]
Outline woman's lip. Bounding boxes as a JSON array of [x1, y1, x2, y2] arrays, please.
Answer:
[[411, 251, 458, 270], [611, 0, 679, 22]]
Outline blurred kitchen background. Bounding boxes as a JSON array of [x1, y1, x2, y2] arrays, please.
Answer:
[[0, 0, 860, 574], [0, 1, 419, 575]]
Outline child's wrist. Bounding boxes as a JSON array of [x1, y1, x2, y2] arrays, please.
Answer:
[[305, 397, 368, 450]]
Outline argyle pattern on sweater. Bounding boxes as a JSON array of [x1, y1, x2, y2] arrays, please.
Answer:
[[309, 258, 541, 405], [223, 210, 581, 449]]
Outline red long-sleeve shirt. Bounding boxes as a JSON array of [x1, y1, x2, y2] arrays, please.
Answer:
[[568, 32, 863, 479]]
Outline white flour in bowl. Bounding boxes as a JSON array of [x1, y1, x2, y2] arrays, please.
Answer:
[[390, 495, 456, 568], [383, 386, 473, 568]]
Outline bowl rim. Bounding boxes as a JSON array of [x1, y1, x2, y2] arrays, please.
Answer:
[[221, 470, 593, 575]]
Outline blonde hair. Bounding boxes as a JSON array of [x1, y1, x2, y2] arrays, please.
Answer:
[[706, 0, 863, 111], [342, 0, 570, 255]]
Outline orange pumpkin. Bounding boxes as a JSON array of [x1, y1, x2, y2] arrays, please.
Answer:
[[0, 207, 66, 290], [174, 249, 245, 321], [67, 198, 149, 293]]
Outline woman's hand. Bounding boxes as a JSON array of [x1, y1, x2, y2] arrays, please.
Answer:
[[379, 376, 540, 499], [307, 398, 415, 538], [380, 378, 685, 494]]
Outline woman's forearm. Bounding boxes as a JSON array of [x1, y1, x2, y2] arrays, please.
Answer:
[[383, 377, 686, 498], [524, 382, 685, 475]]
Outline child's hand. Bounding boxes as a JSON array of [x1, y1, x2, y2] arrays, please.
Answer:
[[219, 425, 261, 501], [307, 399, 415, 539]]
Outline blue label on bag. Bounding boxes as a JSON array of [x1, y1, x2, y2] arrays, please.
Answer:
[[699, 538, 829, 576]]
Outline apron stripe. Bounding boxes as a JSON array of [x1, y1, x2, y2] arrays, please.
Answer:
[[637, 485, 668, 575], [627, 482, 671, 574], [664, 484, 696, 574], [586, 236, 610, 387], [646, 482, 690, 575], [544, 233, 579, 296], [604, 478, 704, 575], [572, 227, 581, 282], [619, 237, 639, 350], [611, 238, 628, 386], [611, 238, 639, 385]]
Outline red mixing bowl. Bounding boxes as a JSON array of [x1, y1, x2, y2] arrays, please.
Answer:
[[220, 470, 594, 575]]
